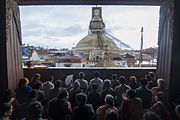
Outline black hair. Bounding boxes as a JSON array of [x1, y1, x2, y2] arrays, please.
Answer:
[[18, 78, 27, 87], [126, 89, 136, 99], [73, 81, 80, 89], [49, 76, 54, 81], [79, 72, 85, 79], [149, 72, 155, 78], [112, 74, 117, 80], [145, 75, 151, 81], [57, 90, 69, 100], [54, 80, 62, 88], [139, 78, 147, 86], [27, 101, 42, 118], [76, 93, 87, 106], [94, 71, 100, 78], [119, 76, 126, 84], [33, 82, 42, 90], [103, 79, 111, 88]]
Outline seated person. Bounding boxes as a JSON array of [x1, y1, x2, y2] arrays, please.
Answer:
[[96, 94, 118, 120], [72, 93, 95, 120], [24, 101, 46, 120], [0, 103, 13, 120], [48, 90, 72, 120], [87, 83, 101, 111]]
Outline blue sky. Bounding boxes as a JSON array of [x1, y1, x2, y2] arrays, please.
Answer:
[[20, 5, 160, 50]]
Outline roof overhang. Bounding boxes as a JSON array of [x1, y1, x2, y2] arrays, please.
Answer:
[[18, 0, 163, 6]]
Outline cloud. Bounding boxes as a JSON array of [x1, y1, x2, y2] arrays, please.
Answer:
[[22, 16, 86, 38], [61, 24, 86, 36]]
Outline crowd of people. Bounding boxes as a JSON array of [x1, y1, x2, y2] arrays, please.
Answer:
[[0, 71, 180, 120]]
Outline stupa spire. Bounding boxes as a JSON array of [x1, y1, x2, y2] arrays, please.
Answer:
[[89, 7, 105, 34]]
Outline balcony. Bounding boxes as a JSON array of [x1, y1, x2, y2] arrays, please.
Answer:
[[23, 67, 156, 82]]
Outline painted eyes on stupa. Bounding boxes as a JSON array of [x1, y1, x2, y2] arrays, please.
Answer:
[[94, 9, 100, 16]]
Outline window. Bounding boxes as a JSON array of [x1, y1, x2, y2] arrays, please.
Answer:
[[20, 5, 159, 68]]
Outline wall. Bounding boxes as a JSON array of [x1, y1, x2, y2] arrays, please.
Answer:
[[0, 0, 8, 96], [23, 67, 156, 82], [168, 0, 180, 103], [18, 0, 162, 5]]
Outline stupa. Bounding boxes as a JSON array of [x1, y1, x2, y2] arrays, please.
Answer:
[[73, 7, 133, 67], [74, 7, 119, 51], [73, 7, 121, 61]]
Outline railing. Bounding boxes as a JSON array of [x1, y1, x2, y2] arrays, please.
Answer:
[[23, 67, 156, 82]]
